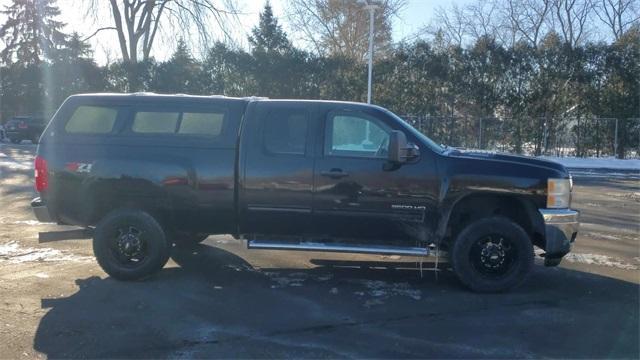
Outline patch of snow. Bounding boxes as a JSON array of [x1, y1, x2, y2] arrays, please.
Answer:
[[224, 264, 256, 272], [354, 280, 422, 304], [12, 220, 51, 226], [625, 192, 640, 201], [364, 298, 385, 307], [563, 253, 638, 270], [584, 232, 621, 241], [584, 203, 600, 207], [538, 156, 640, 170], [602, 192, 640, 202], [265, 272, 308, 288], [0, 159, 32, 170], [315, 274, 333, 282], [0, 241, 92, 264]]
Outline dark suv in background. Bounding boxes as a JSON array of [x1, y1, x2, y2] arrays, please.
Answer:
[[5, 116, 46, 144]]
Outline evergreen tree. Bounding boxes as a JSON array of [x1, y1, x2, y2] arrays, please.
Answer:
[[48, 32, 105, 110], [202, 42, 256, 96], [248, 1, 291, 55], [151, 38, 202, 94], [0, 0, 68, 65], [55, 32, 92, 62]]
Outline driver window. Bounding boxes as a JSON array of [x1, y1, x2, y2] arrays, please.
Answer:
[[325, 112, 390, 158]]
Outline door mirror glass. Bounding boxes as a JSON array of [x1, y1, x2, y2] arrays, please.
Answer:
[[388, 131, 420, 163]]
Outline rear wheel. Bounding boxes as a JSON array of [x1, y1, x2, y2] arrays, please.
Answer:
[[451, 217, 533, 293], [93, 209, 170, 280]]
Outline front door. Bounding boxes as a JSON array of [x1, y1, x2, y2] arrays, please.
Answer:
[[313, 107, 439, 245]]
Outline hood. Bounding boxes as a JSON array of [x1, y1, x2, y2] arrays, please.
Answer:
[[447, 149, 569, 175]]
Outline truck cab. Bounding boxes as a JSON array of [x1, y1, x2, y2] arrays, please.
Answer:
[[32, 93, 579, 292]]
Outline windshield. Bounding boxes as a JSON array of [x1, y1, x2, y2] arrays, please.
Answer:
[[381, 108, 445, 153]]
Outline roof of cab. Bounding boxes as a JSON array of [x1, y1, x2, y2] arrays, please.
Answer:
[[68, 92, 380, 110], [70, 92, 250, 101]]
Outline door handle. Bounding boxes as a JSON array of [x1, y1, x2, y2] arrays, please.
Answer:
[[320, 169, 349, 179]]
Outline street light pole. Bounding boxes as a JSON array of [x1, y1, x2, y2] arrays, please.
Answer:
[[363, 3, 378, 104]]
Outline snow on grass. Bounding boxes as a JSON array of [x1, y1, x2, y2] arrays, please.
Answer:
[[0, 241, 92, 264], [538, 156, 640, 170]]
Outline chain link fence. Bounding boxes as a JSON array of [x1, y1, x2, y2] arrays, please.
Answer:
[[401, 115, 640, 159]]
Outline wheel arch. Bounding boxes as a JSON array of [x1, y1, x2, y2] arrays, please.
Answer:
[[438, 193, 545, 249], [83, 184, 172, 231]]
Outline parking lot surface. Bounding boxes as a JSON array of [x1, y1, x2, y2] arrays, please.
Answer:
[[0, 142, 638, 358]]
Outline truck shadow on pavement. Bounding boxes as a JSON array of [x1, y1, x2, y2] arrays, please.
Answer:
[[33, 244, 639, 359]]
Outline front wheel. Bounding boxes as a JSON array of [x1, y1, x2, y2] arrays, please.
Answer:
[[451, 217, 533, 293], [93, 209, 170, 281]]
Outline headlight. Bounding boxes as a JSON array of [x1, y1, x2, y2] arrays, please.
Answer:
[[547, 178, 571, 208]]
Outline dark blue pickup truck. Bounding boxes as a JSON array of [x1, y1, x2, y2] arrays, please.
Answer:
[[31, 93, 579, 292]]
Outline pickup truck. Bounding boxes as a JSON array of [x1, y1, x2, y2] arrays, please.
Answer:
[[31, 93, 579, 292]]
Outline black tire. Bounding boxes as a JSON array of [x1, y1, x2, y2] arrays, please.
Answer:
[[10, 138, 20, 144], [31, 135, 39, 144], [450, 217, 533, 293], [172, 232, 209, 246], [93, 209, 170, 281]]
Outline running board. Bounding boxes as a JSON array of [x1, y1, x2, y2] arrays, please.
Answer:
[[247, 240, 429, 256]]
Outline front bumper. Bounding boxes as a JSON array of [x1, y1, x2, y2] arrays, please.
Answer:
[[31, 197, 54, 223], [539, 208, 579, 266]]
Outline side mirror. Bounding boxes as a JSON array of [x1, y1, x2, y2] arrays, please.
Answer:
[[388, 131, 420, 164], [388, 130, 408, 163]]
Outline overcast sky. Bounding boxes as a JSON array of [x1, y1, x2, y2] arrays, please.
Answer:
[[0, 0, 470, 64]]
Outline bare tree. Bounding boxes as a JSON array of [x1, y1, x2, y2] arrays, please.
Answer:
[[505, 0, 554, 47], [594, 0, 640, 40], [551, 0, 595, 48], [287, 0, 406, 61], [84, 0, 237, 63], [465, 0, 500, 42], [424, 4, 468, 47]]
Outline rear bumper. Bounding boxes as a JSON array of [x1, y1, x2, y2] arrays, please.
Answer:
[[6, 131, 27, 140], [31, 197, 54, 223], [539, 209, 579, 266]]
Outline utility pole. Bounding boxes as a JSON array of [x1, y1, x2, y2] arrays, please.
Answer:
[[360, 1, 379, 104]]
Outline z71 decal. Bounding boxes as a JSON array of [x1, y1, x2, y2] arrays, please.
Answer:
[[65, 162, 93, 173]]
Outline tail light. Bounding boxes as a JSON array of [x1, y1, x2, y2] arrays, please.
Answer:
[[18, 121, 28, 129], [35, 156, 48, 192]]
